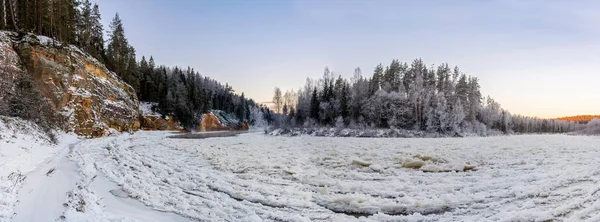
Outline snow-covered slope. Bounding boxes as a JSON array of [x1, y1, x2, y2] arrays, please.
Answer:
[[0, 116, 76, 221], [0, 116, 190, 222]]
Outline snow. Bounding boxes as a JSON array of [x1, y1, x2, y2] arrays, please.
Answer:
[[140, 102, 160, 117], [211, 110, 240, 126], [0, 116, 76, 221], [2, 116, 600, 221], [0, 117, 193, 222], [576, 118, 600, 135], [13, 144, 80, 221], [35, 35, 56, 46], [60, 131, 600, 221]]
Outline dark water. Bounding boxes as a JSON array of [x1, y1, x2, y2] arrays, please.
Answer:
[[167, 131, 247, 139]]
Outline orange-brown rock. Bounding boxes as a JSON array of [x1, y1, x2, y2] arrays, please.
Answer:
[[141, 116, 181, 131], [196, 112, 249, 132], [196, 113, 227, 132], [234, 121, 249, 131], [0, 32, 140, 137]]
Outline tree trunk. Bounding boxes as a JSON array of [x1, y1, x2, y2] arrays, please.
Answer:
[[7, 0, 18, 31]]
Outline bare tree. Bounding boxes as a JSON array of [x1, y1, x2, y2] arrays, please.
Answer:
[[273, 87, 282, 113], [283, 89, 298, 111]]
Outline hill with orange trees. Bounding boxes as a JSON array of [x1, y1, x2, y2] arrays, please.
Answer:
[[556, 115, 600, 123]]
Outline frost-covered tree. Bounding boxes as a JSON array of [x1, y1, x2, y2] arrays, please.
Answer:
[[426, 93, 449, 133], [407, 59, 426, 130], [273, 87, 283, 113], [350, 67, 369, 122], [449, 98, 466, 133], [277, 58, 580, 136], [479, 96, 502, 128], [466, 76, 482, 122], [249, 106, 267, 127], [369, 64, 383, 96]]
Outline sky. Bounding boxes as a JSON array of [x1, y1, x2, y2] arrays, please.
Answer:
[[93, 0, 600, 118]]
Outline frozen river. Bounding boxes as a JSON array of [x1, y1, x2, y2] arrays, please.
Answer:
[[60, 132, 600, 221]]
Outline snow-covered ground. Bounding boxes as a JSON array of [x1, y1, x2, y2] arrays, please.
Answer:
[[2, 121, 600, 221], [0, 117, 190, 222], [0, 117, 75, 221], [57, 131, 600, 221]]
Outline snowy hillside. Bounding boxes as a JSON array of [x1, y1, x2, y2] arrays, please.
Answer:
[[0, 117, 76, 221], [0, 117, 190, 222]]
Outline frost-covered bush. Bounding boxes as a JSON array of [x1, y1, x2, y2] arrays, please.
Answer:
[[577, 119, 600, 135], [249, 106, 267, 127], [303, 118, 317, 129], [1, 74, 63, 142], [335, 116, 345, 129]]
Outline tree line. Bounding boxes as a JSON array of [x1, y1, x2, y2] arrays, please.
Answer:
[[0, 0, 271, 130], [274, 59, 579, 135], [556, 115, 600, 124], [136, 56, 273, 128]]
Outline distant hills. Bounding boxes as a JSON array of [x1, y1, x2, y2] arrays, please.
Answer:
[[556, 115, 600, 123]]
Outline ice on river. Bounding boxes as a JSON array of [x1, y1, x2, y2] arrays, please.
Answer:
[[68, 131, 600, 221]]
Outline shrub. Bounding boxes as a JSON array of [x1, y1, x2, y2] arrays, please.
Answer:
[[1, 73, 64, 143]]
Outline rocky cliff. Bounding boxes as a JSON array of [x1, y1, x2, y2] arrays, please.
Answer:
[[0, 32, 139, 137]]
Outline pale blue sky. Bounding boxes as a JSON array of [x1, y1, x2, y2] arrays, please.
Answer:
[[94, 0, 600, 118]]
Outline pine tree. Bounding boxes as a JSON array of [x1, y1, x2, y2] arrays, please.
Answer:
[[237, 93, 247, 121], [107, 12, 138, 91], [125, 45, 140, 94], [466, 76, 482, 122], [455, 74, 469, 112], [407, 59, 426, 130], [340, 82, 349, 119], [383, 59, 403, 92], [310, 87, 319, 121], [0, 0, 4, 30], [139, 56, 149, 100], [89, 3, 105, 62], [17, 0, 35, 32], [77, 0, 92, 48], [369, 64, 383, 96], [6, 0, 18, 31], [52, 0, 78, 43]]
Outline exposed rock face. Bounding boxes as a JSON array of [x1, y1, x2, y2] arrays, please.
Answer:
[[0, 32, 139, 137], [0, 33, 22, 104], [141, 116, 182, 131], [235, 121, 249, 131], [196, 112, 248, 132], [197, 113, 227, 132]]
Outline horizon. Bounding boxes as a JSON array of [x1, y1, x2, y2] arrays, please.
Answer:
[[94, 0, 600, 118]]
